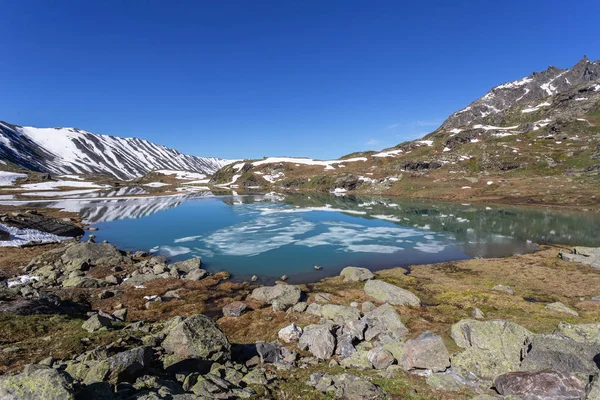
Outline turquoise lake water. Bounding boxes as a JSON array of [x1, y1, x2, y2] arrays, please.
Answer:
[[23, 192, 600, 283]]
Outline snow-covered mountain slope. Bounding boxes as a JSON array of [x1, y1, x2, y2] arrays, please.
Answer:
[[441, 57, 600, 129], [0, 121, 232, 180]]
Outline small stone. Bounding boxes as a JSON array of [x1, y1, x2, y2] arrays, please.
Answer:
[[314, 265, 322, 270], [251, 275, 258, 282], [112, 308, 128, 321], [278, 323, 303, 343], [492, 284, 514, 295], [280, 275, 288, 281], [472, 308, 484, 319], [222, 301, 247, 317], [292, 302, 308, 313], [98, 289, 115, 300], [272, 300, 286, 312], [104, 274, 121, 285]]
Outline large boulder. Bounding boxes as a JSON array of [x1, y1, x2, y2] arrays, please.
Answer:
[[553, 322, 600, 344], [1, 212, 84, 237], [364, 280, 420, 306], [545, 302, 579, 316], [278, 323, 303, 343], [162, 314, 231, 368], [401, 331, 450, 372], [494, 370, 586, 400], [340, 267, 374, 282], [61, 242, 127, 267], [171, 258, 202, 273], [521, 334, 600, 378], [367, 347, 395, 370], [363, 303, 409, 342], [298, 324, 336, 359], [83, 346, 153, 384], [249, 285, 301, 307], [450, 319, 532, 381], [0, 365, 75, 400]]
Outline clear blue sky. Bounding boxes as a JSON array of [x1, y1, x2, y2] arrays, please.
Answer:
[[1, 0, 598, 160]]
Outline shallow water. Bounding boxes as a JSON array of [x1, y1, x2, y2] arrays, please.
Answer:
[[11, 192, 600, 283]]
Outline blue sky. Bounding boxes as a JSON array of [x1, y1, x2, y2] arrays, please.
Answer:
[[1, 0, 598, 160]]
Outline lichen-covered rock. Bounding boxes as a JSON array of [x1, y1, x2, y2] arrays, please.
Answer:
[[320, 304, 362, 323], [298, 324, 335, 359], [494, 370, 586, 399], [307, 373, 384, 400], [426, 371, 472, 392], [340, 267, 374, 282], [401, 331, 449, 372], [162, 314, 230, 368], [363, 303, 409, 341], [364, 280, 420, 306], [171, 258, 202, 273], [83, 346, 153, 384], [340, 350, 372, 370], [184, 269, 208, 281], [553, 322, 600, 344], [521, 334, 600, 378], [492, 284, 514, 295], [62, 276, 108, 288], [222, 301, 247, 317], [249, 285, 301, 307], [450, 319, 531, 381], [545, 302, 579, 316], [0, 365, 75, 400]]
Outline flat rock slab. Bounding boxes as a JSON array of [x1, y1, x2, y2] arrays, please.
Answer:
[[249, 285, 302, 307], [363, 280, 420, 306], [494, 370, 585, 400]]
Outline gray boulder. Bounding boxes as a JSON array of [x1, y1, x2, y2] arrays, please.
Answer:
[[320, 304, 362, 323], [61, 242, 126, 267], [336, 334, 357, 359], [553, 322, 600, 344], [494, 370, 586, 400], [401, 331, 450, 372], [363, 280, 420, 306], [363, 303, 409, 341], [521, 334, 600, 378], [340, 267, 374, 282], [278, 323, 303, 343], [545, 302, 579, 316], [185, 269, 208, 281], [298, 324, 336, 359], [82, 314, 113, 333], [83, 346, 153, 384], [256, 342, 282, 364], [307, 373, 384, 400], [559, 247, 600, 269], [171, 258, 202, 273], [249, 285, 301, 307], [450, 319, 532, 381], [162, 314, 230, 368], [0, 365, 75, 400]]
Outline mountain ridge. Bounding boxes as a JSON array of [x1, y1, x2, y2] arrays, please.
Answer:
[[0, 121, 232, 180]]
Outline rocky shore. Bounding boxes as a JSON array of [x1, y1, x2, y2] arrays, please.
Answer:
[[1, 220, 600, 399]]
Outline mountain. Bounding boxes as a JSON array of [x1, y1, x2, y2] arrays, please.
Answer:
[[210, 57, 600, 207], [441, 56, 600, 129], [0, 121, 232, 180]]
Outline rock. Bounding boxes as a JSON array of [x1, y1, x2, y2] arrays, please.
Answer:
[[2, 212, 84, 237], [61, 242, 126, 267], [62, 276, 107, 288], [280, 275, 288, 281], [113, 308, 128, 321], [559, 247, 600, 269], [98, 289, 115, 299], [162, 314, 230, 368], [222, 301, 247, 317], [587, 374, 600, 399], [306, 303, 323, 316], [314, 293, 331, 303], [250, 275, 258, 282], [382, 341, 405, 362], [340, 267, 374, 282], [401, 331, 450, 372], [521, 334, 600, 378], [320, 304, 362, 323], [426, 370, 472, 392], [553, 322, 600, 344], [450, 319, 532, 381], [82, 314, 113, 332], [494, 370, 586, 399], [104, 274, 120, 285], [343, 318, 367, 340], [171, 258, 202, 273], [472, 307, 485, 319], [249, 285, 301, 307], [314, 265, 322, 270], [0, 228, 10, 241], [242, 368, 267, 385], [278, 323, 303, 343], [185, 269, 208, 281], [363, 280, 421, 306], [292, 302, 308, 313], [256, 342, 282, 364], [362, 301, 376, 313], [492, 284, 514, 295], [545, 302, 579, 316], [367, 347, 395, 370], [272, 300, 286, 312], [0, 365, 75, 400], [340, 350, 372, 370], [298, 324, 336, 359], [336, 335, 357, 359], [307, 373, 384, 399], [84, 346, 153, 384], [363, 303, 409, 341]]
